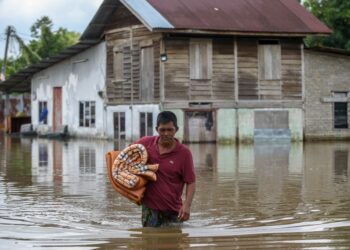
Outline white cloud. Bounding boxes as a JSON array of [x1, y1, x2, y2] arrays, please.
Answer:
[[0, 0, 104, 57]]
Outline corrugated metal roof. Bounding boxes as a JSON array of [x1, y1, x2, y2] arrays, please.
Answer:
[[0, 40, 99, 93], [121, 0, 173, 30], [146, 0, 332, 34]]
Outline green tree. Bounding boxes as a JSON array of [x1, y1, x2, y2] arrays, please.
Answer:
[[29, 16, 79, 59], [303, 0, 350, 50]]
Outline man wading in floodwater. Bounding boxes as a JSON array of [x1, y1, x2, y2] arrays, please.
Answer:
[[134, 111, 196, 227]]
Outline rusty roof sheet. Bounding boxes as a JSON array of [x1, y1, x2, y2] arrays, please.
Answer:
[[146, 0, 331, 34]]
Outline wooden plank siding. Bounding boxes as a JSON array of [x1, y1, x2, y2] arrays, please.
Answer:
[[164, 39, 190, 100], [105, 25, 303, 105], [212, 38, 235, 100], [237, 38, 259, 100], [281, 41, 302, 100], [105, 25, 161, 103], [237, 37, 302, 101], [164, 38, 235, 101]]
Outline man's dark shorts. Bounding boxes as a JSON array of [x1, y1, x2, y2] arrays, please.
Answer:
[[142, 205, 181, 227]]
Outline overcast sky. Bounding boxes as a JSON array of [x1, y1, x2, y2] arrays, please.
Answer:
[[0, 0, 104, 60]]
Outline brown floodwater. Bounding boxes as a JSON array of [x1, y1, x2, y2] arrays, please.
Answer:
[[0, 133, 350, 249]]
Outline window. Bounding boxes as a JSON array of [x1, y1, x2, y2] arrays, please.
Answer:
[[190, 39, 212, 80], [258, 40, 281, 80], [79, 147, 96, 174], [140, 112, 153, 137], [79, 101, 96, 127], [334, 102, 348, 129], [38, 101, 48, 124], [140, 46, 154, 101], [113, 50, 124, 81], [113, 112, 126, 141], [333, 92, 348, 129]]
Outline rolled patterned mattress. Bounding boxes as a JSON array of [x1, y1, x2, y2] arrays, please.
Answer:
[[105, 144, 158, 205]]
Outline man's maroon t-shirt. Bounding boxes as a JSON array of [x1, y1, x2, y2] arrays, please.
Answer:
[[135, 136, 196, 213]]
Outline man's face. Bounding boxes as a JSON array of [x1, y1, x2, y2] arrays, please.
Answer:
[[156, 122, 177, 146]]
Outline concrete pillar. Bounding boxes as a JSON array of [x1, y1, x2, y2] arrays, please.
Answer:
[[238, 109, 254, 143], [288, 108, 304, 142], [217, 109, 236, 144], [169, 109, 184, 142]]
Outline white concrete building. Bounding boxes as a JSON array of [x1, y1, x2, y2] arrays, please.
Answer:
[[31, 42, 107, 138], [30, 42, 159, 140]]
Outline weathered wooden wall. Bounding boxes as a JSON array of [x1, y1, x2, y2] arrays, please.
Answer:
[[105, 25, 161, 104], [164, 38, 235, 102], [105, 17, 302, 106], [164, 37, 302, 104], [237, 38, 258, 100], [281, 40, 302, 100]]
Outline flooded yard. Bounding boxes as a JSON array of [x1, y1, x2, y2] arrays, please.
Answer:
[[0, 133, 350, 249]]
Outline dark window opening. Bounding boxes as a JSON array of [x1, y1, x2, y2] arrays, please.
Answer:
[[258, 39, 280, 45], [38, 101, 48, 124], [114, 112, 126, 141], [140, 112, 153, 137], [79, 101, 96, 128], [334, 102, 348, 129]]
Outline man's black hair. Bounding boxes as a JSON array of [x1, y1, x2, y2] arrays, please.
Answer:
[[156, 111, 178, 130]]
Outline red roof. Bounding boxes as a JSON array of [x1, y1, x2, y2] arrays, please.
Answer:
[[146, 0, 331, 34]]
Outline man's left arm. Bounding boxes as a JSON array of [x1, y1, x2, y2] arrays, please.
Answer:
[[178, 182, 196, 221]]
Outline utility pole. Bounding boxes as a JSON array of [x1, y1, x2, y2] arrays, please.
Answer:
[[1, 26, 14, 81], [1, 26, 14, 131]]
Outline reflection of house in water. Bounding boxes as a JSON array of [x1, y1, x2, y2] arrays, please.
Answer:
[[187, 143, 217, 171], [38, 144, 48, 167], [254, 142, 290, 215], [303, 143, 350, 200], [187, 141, 303, 177], [79, 146, 96, 174], [334, 150, 348, 181], [31, 139, 114, 194]]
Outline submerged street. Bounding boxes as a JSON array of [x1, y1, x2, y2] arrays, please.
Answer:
[[0, 133, 350, 249]]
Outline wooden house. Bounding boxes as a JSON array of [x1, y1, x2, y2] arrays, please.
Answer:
[[0, 0, 331, 143], [84, 0, 330, 143]]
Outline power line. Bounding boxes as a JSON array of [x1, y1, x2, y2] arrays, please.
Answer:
[[16, 32, 33, 39]]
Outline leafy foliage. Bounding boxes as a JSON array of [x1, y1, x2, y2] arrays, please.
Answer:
[[303, 0, 350, 50]]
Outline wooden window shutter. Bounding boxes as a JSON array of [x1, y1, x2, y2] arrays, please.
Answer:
[[140, 46, 154, 101], [113, 50, 124, 81], [258, 44, 281, 80], [190, 39, 212, 80]]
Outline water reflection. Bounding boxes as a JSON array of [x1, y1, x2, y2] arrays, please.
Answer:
[[0, 136, 350, 249], [334, 150, 348, 180]]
